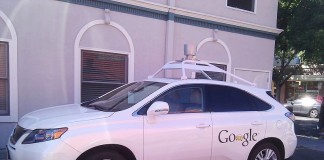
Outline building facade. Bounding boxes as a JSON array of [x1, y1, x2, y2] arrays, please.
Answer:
[[0, 0, 281, 147]]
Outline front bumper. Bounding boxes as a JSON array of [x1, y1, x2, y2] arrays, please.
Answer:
[[7, 136, 81, 160]]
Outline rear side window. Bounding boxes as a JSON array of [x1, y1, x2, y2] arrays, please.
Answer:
[[206, 85, 271, 112], [266, 91, 275, 99], [250, 95, 272, 111]]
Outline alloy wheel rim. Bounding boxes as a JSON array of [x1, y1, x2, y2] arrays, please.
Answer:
[[255, 148, 277, 160], [310, 110, 318, 118]]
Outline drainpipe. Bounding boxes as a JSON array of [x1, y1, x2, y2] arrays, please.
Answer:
[[165, 0, 175, 64]]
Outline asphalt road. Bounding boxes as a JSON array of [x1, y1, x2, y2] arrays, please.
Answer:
[[290, 147, 324, 160], [291, 116, 324, 160]]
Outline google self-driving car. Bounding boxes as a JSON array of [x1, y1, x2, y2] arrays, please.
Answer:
[[7, 59, 297, 160]]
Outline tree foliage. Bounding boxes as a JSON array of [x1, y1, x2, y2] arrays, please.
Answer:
[[273, 0, 324, 100]]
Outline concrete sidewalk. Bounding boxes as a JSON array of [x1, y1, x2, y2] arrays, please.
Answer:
[[1, 136, 323, 160]]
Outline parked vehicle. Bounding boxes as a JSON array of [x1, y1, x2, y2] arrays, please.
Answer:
[[7, 60, 297, 160], [284, 96, 321, 118]]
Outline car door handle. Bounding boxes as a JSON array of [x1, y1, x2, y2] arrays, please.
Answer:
[[251, 121, 264, 126], [196, 124, 211, 129]]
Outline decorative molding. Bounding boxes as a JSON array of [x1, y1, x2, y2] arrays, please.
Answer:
[[79, 46, 131, 55], [59, 0, 167, 20], [74, 19, 134, 104], [58, 0, 281, 39], [104, 9, 111, 24], [0, 10, 18, 122]]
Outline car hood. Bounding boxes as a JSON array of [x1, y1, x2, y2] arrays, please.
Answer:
[[18, 104, 114, 129]]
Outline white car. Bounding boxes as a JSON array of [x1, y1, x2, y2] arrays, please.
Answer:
[[7, 60, 297, 160]]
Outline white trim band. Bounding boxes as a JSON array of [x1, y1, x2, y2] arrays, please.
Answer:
[[112, 0, 282, 35]]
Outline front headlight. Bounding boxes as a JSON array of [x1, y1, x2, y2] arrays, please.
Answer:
[[22, 128, 68, 144]]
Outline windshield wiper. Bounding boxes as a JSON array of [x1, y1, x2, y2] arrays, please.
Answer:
[[81, 98, 100, 107], [87, 104, 105, 111]]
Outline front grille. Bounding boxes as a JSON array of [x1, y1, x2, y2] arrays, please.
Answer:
[[10, 125, 27, 145]]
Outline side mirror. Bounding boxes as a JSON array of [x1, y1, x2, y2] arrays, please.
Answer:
[[147, 101, 169, 116]]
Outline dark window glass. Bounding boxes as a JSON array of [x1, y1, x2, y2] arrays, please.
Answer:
[[196, 64, 227, 81], [82, 81, 166, 112], [206, 85, 271, 112], [81, 50, 128, 102], [138, 86, 204, 115], [157, 87, 203, 114], [0, 42, 9, 115], [251, 96, 272, 111], [266, 91, 275, 99], [227, 0, 255, 12]]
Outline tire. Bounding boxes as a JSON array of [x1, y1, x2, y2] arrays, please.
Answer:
[[248, 143, 282, 160], [309, 109, 319, 118], [84, 150, 127, 160]]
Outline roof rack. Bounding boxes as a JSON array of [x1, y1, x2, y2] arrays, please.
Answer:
[[148, 60, 256, 86]]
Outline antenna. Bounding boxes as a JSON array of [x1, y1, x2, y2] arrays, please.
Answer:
[[184, 44, 197, 60]]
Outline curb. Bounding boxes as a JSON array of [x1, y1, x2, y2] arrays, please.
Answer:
[[0, 148, 6, 160]]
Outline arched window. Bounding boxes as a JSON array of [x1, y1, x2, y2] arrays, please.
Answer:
[[0, 10, 18, 122], [0, 41, 9, 115]]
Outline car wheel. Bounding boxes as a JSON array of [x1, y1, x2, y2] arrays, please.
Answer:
[[248, 143, 282, 160], [309, 109, 319, 118], [85, 150, 126, 160]]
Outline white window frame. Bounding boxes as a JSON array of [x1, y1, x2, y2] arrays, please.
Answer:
[[0, 10, 18, 122], [226, 0, 257, 14], [74, 20, 134, 104], [195, 61, 228, 81], [196, 36, 232, 82], [80, 47, 130, 102], [234, 67, 271, 89]]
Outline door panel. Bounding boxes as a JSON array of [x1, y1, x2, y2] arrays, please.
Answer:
[[144, 113, 212, 160], [211, 112, 266, 160], [143, 86, 212, 160]]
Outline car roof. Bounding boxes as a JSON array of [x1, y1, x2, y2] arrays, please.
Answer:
[[143, 78, 270, 93]]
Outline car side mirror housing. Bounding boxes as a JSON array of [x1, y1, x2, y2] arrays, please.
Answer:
[[147, 101, 169, 116]]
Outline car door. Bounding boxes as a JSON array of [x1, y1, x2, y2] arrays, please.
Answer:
[[205, 85, 267, 160], [292, 99, 303, 114], [142, 85, 212, 160]]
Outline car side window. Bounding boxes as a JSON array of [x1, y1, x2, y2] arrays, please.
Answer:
[[250, 95, 272, 111], [206, 85, 271, 112], [157, 87, 203, 114], [137, 86, 204, 115]]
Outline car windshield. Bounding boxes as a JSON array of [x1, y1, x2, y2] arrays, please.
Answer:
[[82, 81, 166, 112]]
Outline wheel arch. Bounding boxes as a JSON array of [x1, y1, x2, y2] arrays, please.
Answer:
[[76, 144, 137, 160], [249, 137, 285, 159]]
